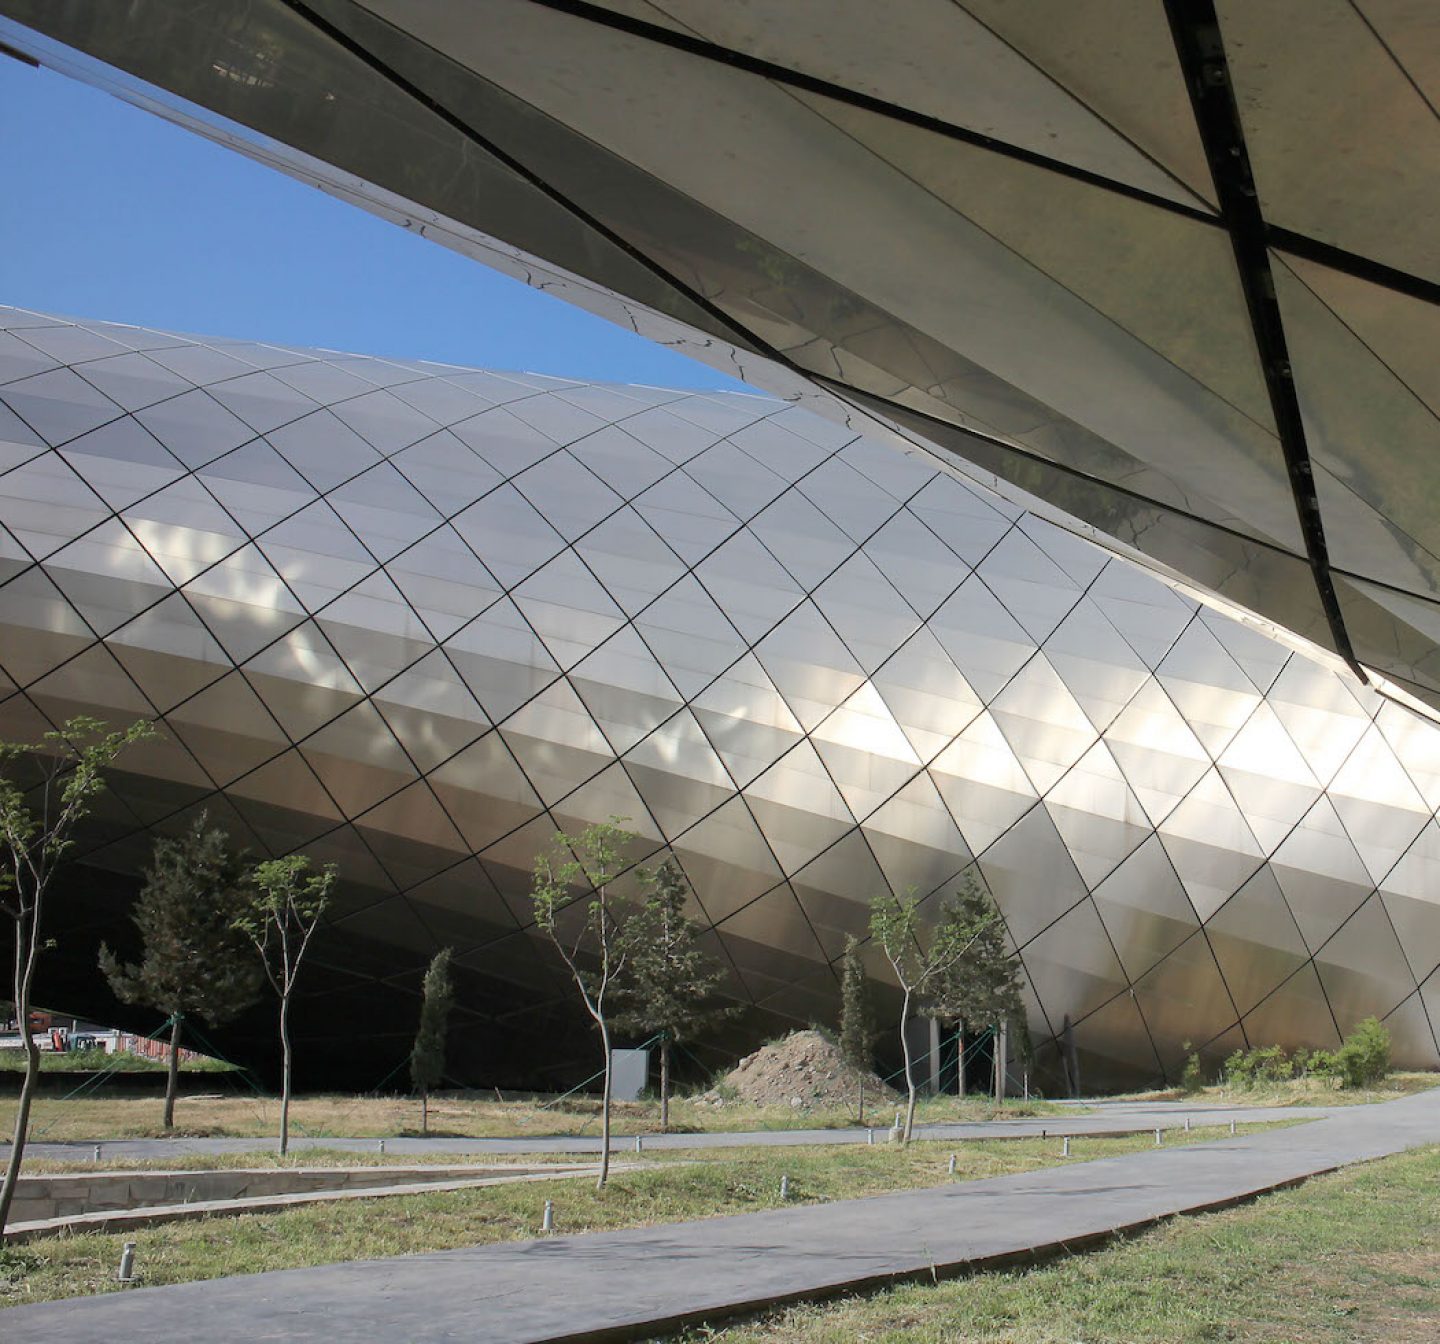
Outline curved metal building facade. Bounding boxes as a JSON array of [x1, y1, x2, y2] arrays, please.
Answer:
[[4, 1, 1440, 719], [3, 306, 1439, 1086]]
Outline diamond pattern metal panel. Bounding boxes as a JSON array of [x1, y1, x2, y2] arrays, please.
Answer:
[[3, 306, 1440, 1085]]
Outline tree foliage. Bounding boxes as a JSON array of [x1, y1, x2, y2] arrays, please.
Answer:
[[837, 934, 875, 1074], [234, 854, 336, 1156], [923, 873, 1022, 1031], [410, 946, 454, 1134], [612, 858, 728, 1129], [871, 884, 1000, 1140], [0, 714, 155, 1235], [100, 812, 262, 1128], [532, 818, 635, 1188]]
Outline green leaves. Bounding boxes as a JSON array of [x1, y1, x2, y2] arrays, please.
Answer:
[[611, 858, 728, 1044]]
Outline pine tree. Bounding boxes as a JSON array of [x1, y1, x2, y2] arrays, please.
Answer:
[[838, 935, 875, 1072], [100, 813, 262, 1130], [838, 934, 877, 1124], [612, 859, 728, 1131], [925, 872, 1023, 1100], [234, 854, 336, 1157], [410, 946, 454, 1136]]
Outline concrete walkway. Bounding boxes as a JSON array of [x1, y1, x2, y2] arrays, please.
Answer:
[[7, 1088, 1439, 1343], [6, 1098, 1352, 1163]]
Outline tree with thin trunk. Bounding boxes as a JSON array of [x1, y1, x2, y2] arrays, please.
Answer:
[[925, 873, 1023, 1101], [233, 855, 336, 1157], [99, 813, 262, 1130], [410, 946, 454, 1136], [531, 819, 635, 1189], [870, 886, 997, 1142], [0, 714, 155, 1236], [612, 858, 729, 1132]]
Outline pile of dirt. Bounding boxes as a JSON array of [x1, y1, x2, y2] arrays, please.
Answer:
[[698, 1030, 896, 1110]]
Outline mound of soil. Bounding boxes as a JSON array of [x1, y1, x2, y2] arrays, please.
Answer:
[[699, 1030, 896, 1110]]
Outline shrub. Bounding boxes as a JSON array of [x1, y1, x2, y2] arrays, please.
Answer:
[[1179, 1046, 1204, 1094], [1223, 1044, 1298, 1089], [1335, 1017, 1391, 1089], [1305, 1048, 1341, 1082]]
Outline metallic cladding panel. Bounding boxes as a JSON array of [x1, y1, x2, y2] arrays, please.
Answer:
[[2, 306, 1440, 1083]]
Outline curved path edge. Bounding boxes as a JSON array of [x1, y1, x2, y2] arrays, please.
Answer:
[[6, 1089, 1439, 1343]]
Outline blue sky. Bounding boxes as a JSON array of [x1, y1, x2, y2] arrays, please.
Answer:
[[0, 59, 748, 389]]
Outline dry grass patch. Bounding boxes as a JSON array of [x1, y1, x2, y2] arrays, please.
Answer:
[[1, 1089, 1071, 1143]]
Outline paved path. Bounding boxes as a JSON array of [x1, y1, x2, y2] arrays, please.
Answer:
[[7, 1088, 1439, 1342], [6, 1099, 1350, 1163]]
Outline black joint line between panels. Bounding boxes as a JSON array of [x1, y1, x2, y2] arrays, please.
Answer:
[[524, 0, 1218, 224], [277, 0, 775, 365], [1164, 0, 1366, 683]]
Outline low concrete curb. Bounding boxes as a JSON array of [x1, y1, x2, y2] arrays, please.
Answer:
[[7, 1163, 636, 1242]]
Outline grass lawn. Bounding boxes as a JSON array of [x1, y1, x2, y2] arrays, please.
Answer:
[[0, 1124, 1283, 1307], [0, 1048, 235, 1074], [689, 1143, 1440, 1343], [0, 1090, 1072, 1142]]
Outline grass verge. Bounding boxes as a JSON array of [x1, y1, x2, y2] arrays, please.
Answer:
[[0, 1090, 1072, 1142], [0, 1124, 1283, 1307], [685, 1143, 1440, 1343]]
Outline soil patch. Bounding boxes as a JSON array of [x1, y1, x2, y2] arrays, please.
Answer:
[[698, 1030, 896, 1110]]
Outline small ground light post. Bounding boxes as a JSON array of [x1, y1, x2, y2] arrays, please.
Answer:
[[635, 1135, 643, 1153], [1184, 1116, 1191, 1133], [1155, 1127, 1163, 1146], [779, 1174, 790, 1200], [93, 1144, 101, 1163], [1062, 1137, 1070, 1157], [1230, 1119, 1237, 1135], [867, 1128, 874, 1145], [378, 1139, 385, 1154], [948, 1153, 956, 1175], [542, 1199, 554, 1234], [117, 1242, 137, 1283]]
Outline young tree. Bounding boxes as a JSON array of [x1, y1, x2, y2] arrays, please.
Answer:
[[870, 886, 998, 1142], [234, 854, 336, 1157], [410, 946, 454, 1136], [99, 813, 262, 1130], [612, 858, 728, 1132], [531, 819, 635, 1189], [838, 934, 876, 1122], [924, 873, 1023, 1101], [0, 714, 155, 1235]]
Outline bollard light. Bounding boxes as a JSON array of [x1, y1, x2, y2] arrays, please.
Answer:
[[378, 1139, 386, 1154], [947, 1153, 956, 1175], [1184, 1116, 1191, 1133], [867, 1128, 874, 1146], [1062, 1137, 1070, 1157], [779, 1174, 789, 1200], [634, 1135, 643, 1153], [1154, 1128, 1163, 1146], [542, 1199, 554, 1234], [117, 1242, 137, 1284], [93, 1144, 101, 1163], [1230, 1119, 1237, 1136]]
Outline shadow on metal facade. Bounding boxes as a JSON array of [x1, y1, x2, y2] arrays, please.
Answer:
[[2, 306, 1439, 1085]]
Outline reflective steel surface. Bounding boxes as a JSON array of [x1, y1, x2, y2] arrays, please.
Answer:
[[3, 2, 1439, 717], [2, 306, 1438, 1085]]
